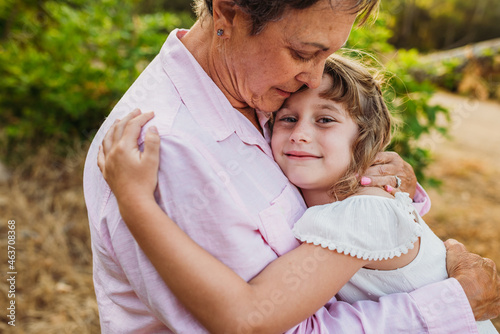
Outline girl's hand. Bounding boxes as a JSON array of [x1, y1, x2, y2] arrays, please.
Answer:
[[360, 151, 417, 198], [98, 109, 160, 204]]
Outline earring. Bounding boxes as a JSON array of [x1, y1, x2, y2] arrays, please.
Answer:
[[217, 29, 224, 36]]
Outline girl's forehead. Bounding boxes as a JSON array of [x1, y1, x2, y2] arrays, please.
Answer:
[[278, 96, 349, 118]]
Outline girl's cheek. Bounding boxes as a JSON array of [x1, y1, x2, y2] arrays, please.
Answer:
[[270, 133, 283, 154]]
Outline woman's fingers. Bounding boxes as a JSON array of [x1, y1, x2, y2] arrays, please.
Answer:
[[384, 183, 403, 196], [371, 151, 400, 167], [362, 151, 417, 198], [445, 239, 500, 321], [360, 175, 402, 195], [365, 152, 402, 176], [362, 175, 400, 189]]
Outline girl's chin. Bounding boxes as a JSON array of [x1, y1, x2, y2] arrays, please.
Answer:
[[287, 179, 314, 190], [289, 180, 331, 194]]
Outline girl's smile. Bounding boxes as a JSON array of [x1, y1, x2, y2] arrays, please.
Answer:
[[284, 150, 322, 160], [271, 75, 359, 206]]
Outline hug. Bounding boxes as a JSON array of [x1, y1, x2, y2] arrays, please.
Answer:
[[84, 0, 500, 332]]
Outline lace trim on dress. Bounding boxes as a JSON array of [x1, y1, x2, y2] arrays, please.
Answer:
[[295, 232, 421, 261], [293, 192, 423, 261]]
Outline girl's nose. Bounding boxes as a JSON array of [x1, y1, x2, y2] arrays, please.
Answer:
[[290, 122, 312, 143]]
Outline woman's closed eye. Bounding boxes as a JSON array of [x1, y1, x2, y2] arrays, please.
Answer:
[[291, 49, 314, 63]]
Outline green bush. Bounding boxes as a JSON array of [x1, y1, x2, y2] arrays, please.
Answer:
[[420, 50, 500, 100], [433, 58, 465, 92], [1, 2, 451, 185], [0, 0, 194, 162], [384, 49, 449, 185]]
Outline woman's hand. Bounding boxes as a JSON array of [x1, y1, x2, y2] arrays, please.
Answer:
[[361, 151, 417, 198], [98, 109, 160, 205], [445, 239, 500, 321]]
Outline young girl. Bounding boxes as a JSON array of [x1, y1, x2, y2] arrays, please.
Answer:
[[98, 55, 497, 333]]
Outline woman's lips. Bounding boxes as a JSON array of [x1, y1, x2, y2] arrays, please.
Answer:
[[285, 151, 321, 160], [276, 88, 292, 98]]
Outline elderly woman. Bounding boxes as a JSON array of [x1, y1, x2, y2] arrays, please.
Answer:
[[84, 0, 499, 333]]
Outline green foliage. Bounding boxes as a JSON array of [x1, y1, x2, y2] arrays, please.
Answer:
[[382, 0, 500, 51], [384, 49, 450, 183], [0, 0, 194, 162], [347, 15, 396, 55], [420, 49, 500, 100], [1, 1, 451, 185], [135, 0, 195, 15], [430, 58, 465, 92]]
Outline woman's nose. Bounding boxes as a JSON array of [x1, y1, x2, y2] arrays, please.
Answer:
[[295, 63, 324, 89]]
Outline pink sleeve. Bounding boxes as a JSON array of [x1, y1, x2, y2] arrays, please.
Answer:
[[413, 183, 431, 216], [285, 279, 477, 334]]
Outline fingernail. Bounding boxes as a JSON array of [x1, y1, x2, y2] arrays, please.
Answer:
[[361, 177, 371, 185], [149, 126, 158, 134], [385, 185, 394, 192]]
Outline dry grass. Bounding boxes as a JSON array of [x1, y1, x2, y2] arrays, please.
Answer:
[[1, 92, 499, 332], [0, 143, 99, 333], [425, 92, 500, 330], [425, 157, 500, 330]]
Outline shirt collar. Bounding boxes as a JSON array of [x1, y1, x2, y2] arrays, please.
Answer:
[[160, 29, 273, 157]]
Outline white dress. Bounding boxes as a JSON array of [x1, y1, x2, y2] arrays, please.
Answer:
[[292, 192, 497, 334]]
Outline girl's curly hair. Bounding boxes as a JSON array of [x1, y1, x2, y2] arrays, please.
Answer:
[[320, 54, 392, 200]]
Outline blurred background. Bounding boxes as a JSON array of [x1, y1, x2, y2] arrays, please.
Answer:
[[0, 0, 499, 332]]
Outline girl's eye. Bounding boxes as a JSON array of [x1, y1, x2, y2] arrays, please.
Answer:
[[280, 116, 297, 123], [318, 117, 336, 124]]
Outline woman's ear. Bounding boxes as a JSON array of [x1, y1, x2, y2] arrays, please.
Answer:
[[212, 0, 238, 37]]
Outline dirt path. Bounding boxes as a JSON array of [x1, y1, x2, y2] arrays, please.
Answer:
[[424, 91, 500, 329], [429, 92, 500, 167]]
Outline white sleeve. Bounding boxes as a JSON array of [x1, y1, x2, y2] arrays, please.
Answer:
[[292, 193, 423, 261]]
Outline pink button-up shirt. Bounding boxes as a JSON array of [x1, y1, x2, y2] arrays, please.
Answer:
[[83, 29, 478, 333]]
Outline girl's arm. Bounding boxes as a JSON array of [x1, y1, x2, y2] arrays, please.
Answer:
[[97, 111, 412, 333], [120, 197, 367, 334]]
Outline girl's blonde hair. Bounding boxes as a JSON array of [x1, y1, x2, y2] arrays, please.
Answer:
[[321, 54, 392, 200]]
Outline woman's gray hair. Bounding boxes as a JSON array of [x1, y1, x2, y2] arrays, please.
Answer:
[[194, 0, 379, 35]]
